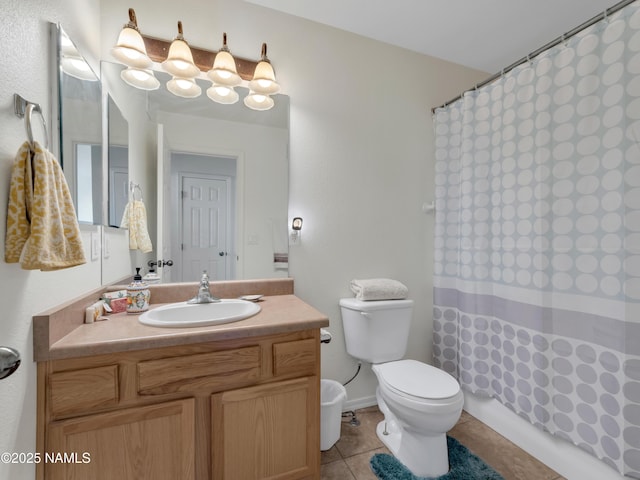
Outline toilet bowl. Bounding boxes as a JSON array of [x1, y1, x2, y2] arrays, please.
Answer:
[[372, 359, 464, 477], [339, 298, 463, 477]]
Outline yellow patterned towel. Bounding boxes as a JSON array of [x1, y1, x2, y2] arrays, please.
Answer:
[[5, 141, 86, 270], [120, 200, 153, 253]]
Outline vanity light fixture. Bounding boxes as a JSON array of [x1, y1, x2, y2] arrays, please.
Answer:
[[111, 8, 152, 69], [292, 217, 303, 231], [112, 9, 159, 90], [248, 43, 280, 95], [120, 67, 160, 91], [111, 9, 280, 110], [206, 33, 241, 105], [207, 84, 239, 104], [161, 21, 200, 79], [59, 29, 97, 81], [244, 43, 279, 111], [244, 91, 275, 111], [207, 33, 242, 87], [167, 76, 202, 98], [61, 54, 96, 81]]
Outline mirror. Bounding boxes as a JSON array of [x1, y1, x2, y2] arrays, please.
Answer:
[[107, 96, 129, 227], [102, 61, 290, 282], [53, 23, 103, 225]]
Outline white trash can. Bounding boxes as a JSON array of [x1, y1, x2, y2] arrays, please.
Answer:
[[320, 379, 347, 451]]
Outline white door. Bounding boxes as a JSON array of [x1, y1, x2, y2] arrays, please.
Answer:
[[181, 175, 230, 281]]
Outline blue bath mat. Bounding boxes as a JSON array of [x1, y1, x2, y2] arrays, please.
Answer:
[[370, 436, 504, 480]]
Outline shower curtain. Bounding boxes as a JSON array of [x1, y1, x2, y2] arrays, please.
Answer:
[[432, 2, 640, 477]]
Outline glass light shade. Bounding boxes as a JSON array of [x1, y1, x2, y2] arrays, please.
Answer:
[[244, 91, 274, 111], [61, 56, 98, 81], [206, 84, 239, 104], [207, 50, 241, 87], [60, 32, 78, 58], [112, 27, 152, 69], [167, 76, 202, 98], [248, 60, 280, 95], [121, 67, 160, 90], [162, 39, 200, 78]]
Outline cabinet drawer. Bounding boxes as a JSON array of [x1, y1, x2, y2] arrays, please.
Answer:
[[273, 338, 317, 377], [138, 345, 261, 395], [49, 365, 119, 418]]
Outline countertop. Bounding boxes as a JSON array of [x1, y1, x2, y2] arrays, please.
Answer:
[[33, 279, 329, 362]]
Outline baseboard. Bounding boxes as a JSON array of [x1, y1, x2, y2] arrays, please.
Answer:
[[343, 395, 377, 412], [463, 392, 626, 480]]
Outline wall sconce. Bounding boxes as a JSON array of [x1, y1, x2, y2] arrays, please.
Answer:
[[111, 9, 280, 110], [290, 217, 303, 245]]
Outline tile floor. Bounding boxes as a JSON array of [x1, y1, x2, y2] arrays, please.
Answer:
[[320, 406, 566, 480]]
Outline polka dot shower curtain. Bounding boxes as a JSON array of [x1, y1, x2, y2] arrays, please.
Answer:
[[432, 2, 640, 477]]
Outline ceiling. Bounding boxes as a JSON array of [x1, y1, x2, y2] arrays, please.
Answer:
[[246, 0, 622, 74]]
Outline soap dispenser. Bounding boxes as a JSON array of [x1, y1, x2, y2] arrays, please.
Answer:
[[127, 267, 150, 314]]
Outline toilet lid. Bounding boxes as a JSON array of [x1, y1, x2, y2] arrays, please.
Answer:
[[376, 359, 460, 400]]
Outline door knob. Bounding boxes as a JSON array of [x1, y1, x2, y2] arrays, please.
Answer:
[[0, 347, 21, 379]]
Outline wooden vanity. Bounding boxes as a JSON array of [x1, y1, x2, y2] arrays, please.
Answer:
[[33, 279, 329, 480]]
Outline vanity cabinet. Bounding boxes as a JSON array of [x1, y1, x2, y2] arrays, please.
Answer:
[[37, 330, 321, 480]]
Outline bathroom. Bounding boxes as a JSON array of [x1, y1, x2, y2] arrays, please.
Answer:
[[0, 0, 637, 479]]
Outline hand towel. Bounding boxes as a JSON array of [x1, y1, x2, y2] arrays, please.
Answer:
[[5, 141, 86, 270], [120, 199, 153, 253], [350, 278, 409, 301]]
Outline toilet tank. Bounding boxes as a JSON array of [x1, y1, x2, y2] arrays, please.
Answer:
[[339, 298, 414, 363]]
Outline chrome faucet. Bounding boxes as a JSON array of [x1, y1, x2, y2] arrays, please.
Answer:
[[187, 271, 220, 304]]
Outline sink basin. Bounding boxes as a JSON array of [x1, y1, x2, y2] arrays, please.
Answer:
[[138, 299, 261, 328]]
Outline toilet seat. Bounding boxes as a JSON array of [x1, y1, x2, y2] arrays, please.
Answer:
[[374, 359, 460, 401]]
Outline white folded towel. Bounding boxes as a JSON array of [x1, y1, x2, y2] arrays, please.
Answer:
[[350, 278, 409, 301]]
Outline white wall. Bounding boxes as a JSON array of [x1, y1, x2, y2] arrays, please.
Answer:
[[7, 1, 612, 480], [0, 1, 103, 479]]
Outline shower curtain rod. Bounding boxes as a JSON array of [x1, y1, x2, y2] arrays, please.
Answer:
[[431, 0, 637, 113]]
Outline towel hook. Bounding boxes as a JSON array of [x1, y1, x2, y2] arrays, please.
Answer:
[[14, 94, 49, 150], [129, 181, 143, 201]]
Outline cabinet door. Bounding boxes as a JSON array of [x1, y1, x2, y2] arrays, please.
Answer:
[[212, 376, 319, 480], [46, 399, 195, 480]]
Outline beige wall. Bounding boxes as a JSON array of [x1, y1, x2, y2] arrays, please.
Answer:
[[99, 0, 487, 405], [0, 0, 485, 478]]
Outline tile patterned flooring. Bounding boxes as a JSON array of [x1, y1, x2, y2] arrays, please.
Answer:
[[320, 406, 566, 480]]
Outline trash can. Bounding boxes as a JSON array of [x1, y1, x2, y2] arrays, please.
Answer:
[[320, 379, 347, 451]]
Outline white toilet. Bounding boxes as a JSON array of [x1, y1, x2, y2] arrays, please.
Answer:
[[340, 298, 463, 478]]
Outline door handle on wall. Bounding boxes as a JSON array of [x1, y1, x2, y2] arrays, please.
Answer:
[[0, 347, 20, 379]]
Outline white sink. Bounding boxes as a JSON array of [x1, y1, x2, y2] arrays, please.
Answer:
[[138, 299, 261, 328]]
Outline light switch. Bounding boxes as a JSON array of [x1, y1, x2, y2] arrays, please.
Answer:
[[91, 232, 100, 261]]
